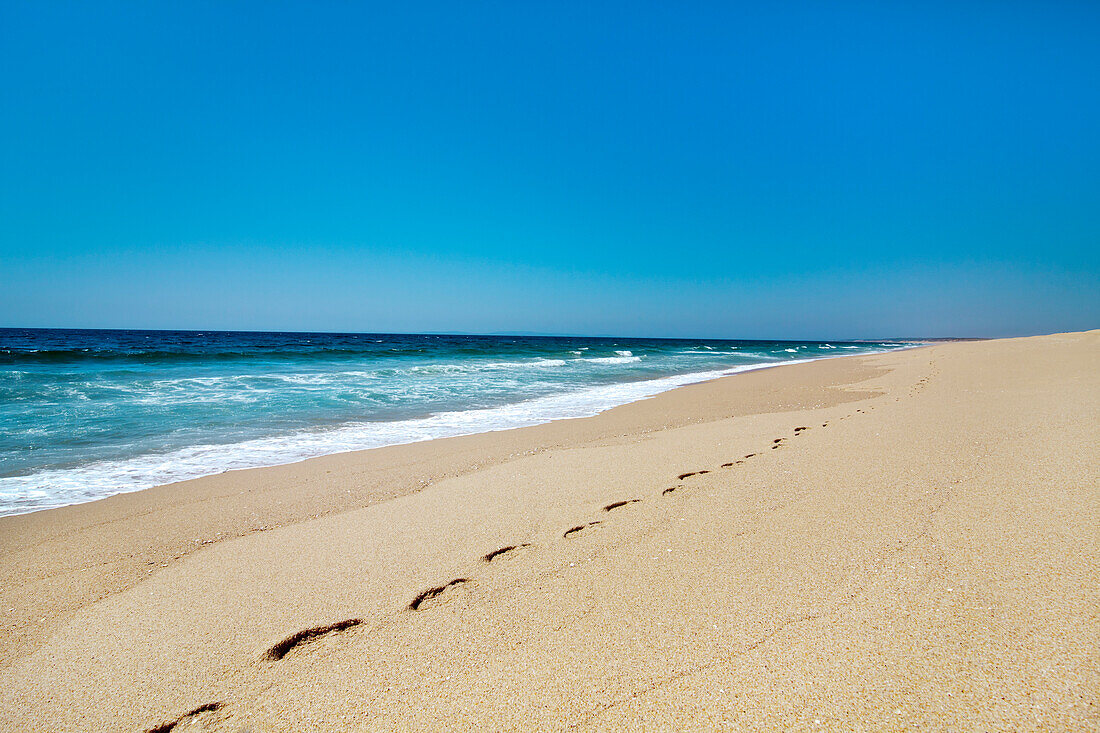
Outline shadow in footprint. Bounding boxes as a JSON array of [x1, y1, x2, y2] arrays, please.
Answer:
[[604, 499, 641, 512], [483, 544, 531, 563], [662, 486, 682, 496], [409, 579, 469, 611], [265, 618, 363, 661], [146, 702, 223, 733], [564, 521, 602, 538]]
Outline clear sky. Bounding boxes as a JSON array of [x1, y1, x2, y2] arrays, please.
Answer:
[[1, 1, 1097, 339]]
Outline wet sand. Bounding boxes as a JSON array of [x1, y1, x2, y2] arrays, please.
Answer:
[[0, 331, 1096, 731]]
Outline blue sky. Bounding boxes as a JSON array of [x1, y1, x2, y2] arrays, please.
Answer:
[[1, 1, 1097, 338]]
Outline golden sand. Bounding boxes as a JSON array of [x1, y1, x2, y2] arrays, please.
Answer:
[[0, 332, 1096, 731]]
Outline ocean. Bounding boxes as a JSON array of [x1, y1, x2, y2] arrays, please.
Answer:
[[0, 329, 916, 516]]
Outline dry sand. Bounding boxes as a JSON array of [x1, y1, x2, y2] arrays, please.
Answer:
[[0, 331, 1096, 731]]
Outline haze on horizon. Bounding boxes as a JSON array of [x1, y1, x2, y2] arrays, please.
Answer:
[[1, 1, 1097, 340]]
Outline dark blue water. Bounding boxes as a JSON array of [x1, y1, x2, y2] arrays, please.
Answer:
[[0, 328, 916, 516]]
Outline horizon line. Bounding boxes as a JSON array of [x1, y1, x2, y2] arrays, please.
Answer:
[[0, 324, 992, 342]]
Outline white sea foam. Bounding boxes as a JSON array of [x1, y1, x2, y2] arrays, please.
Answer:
[[0, 359, 818, 516], [581, 355, 642, 364], [411, 358, 569, 374]]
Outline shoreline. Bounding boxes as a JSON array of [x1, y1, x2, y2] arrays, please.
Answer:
[[0, 332, 1095, 731], [0, 347, 918, 519], [0, 348, 910, 661]]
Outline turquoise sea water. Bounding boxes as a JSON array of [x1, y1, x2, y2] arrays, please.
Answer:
[[0, 329, 917, 516]]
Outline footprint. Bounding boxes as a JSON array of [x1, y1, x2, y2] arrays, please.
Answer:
[[265, 618, 363, 661], [409, 579, 470, 611], [662, 485, 683, 496], [146, 702, 223, 733], [604, 499, 641, 512], [744, 453, 756, 459], [720, 462, 734, 468], [482, 544, 531, 563], [564, 521, 602, 538], [677, 470, 710, 480], [794, 426, 809, 433]]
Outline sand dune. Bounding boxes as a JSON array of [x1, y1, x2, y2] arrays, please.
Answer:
[[0, 332, 1096, 731]]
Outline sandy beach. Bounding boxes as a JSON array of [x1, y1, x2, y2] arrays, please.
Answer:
[[0, 331, 1096, 731]]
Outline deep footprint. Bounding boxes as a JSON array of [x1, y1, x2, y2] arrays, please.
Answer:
[[604, 499, 641, 512], [265, 618, 363, 661], [662, 485, 682, 496], [146, 702, 223, 733], [409, 579, 469, 611], [482, 544, 531, 563], [564, 521, 602, 538]]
